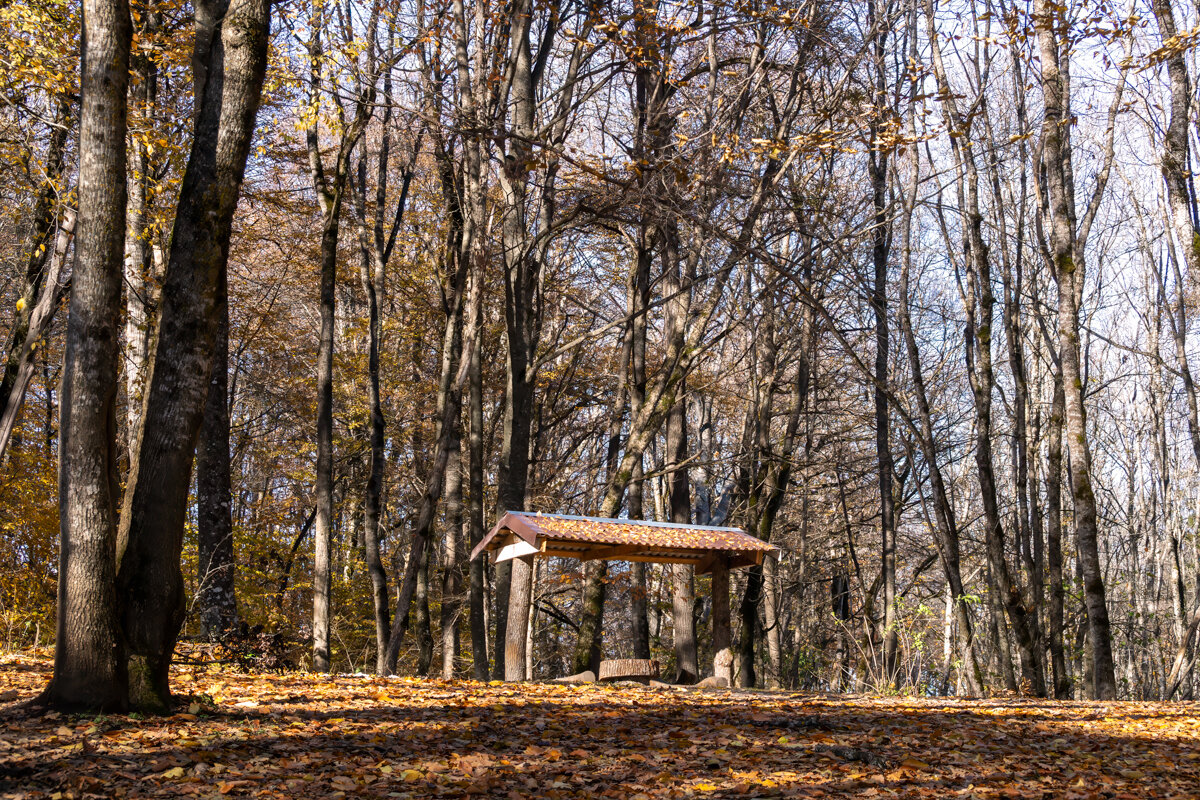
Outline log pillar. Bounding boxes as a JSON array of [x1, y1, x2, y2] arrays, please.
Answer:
[[711, 555, 733, 684], [505, 556, 533, 680]]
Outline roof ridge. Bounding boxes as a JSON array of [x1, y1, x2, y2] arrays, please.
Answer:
[[509, 510, 749, 534]]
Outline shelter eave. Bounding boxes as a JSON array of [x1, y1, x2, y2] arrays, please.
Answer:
[[469, 511, 780, 573]]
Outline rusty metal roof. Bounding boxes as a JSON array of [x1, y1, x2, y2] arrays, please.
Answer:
[[469, 511, 779, 573]]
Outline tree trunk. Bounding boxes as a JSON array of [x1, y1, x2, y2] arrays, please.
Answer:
[[627, 220, 653, 662], [0, 212, 75, 462], [1033, 0, 1118, 698], [1, 98, 73, 462], [416, 536, 433, 676], [381, 241, 469, 673], [666, 390, 698, 683], [303, 1, 379, 675], [123, 11, 158, 448], [310, 146, 338, 676], [43, 0, 132, 711], [115, 0, 270, 711], [467, 266, 488, 680], [506, 558, 533, 680], [763, 555, 782, 688], [987, 561, 1018, 691], [352, 145, 394, 675], [712, 557, 732, 685], [441, 439, 463, 679], [629, 462, 651, 660], [196, 267, 237, 638], [1046, 376, 1070, 697], [1151, 0, 1200, 695], [738, 564, 761, 688], [868, 0, 898, 687]]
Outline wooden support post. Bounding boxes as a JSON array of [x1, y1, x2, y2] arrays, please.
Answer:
[[711, 555, 733, 685], [505, 556, 533, 680]]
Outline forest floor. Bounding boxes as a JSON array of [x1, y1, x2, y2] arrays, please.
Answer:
[[0, 653, 1198, 799]]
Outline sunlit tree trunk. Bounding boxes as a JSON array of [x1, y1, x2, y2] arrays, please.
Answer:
[[122, 7, 159, 448], [42, 0, 132, 712]]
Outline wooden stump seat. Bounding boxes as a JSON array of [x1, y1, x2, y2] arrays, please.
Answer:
[[598, 658, 659, 683]]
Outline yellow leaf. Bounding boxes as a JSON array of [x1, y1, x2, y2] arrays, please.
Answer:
[[162, 766, 186, 779]]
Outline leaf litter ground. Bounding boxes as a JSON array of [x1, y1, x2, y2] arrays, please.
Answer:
[[1, 654, 1198, 798]]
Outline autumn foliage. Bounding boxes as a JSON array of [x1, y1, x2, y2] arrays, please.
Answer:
[[2, 653, 1199, 798]]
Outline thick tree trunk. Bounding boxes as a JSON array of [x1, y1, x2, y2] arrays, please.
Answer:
[[669, 565, 696, 683], [196, 268, 237, 638], [763, 556, 782, 688], [494, 0, 540, 681], [572, 559, 608, 676], [116, 0, 270, 711], [986, 562, 1018, 691], [506, 558, 533, 680], [43, 0, 132, 712], [712, 558, 732, 685], [738, 564, 761, 688], [493, 562, 512, 679]]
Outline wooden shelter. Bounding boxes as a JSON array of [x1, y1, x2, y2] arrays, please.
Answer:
[[471, 512, 780, 685]]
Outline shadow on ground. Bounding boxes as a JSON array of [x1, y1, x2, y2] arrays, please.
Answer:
[[1, 657, 1197, 799]]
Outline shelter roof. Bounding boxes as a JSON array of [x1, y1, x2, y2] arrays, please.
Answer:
[[469, 511, 778, 573]]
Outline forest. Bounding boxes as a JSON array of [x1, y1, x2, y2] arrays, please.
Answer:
[[2, 0, 1200, 717]]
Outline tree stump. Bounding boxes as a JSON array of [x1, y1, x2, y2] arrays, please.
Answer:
[[598, 659, 659, 683]]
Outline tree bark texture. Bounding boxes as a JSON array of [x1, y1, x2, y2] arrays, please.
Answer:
[[116, 0, 270, 710], [196, 267, 237, 638], [44, 0, 132, 712]]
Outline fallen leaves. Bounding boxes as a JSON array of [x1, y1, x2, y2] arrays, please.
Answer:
[[0, 656, 1199, 798]]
